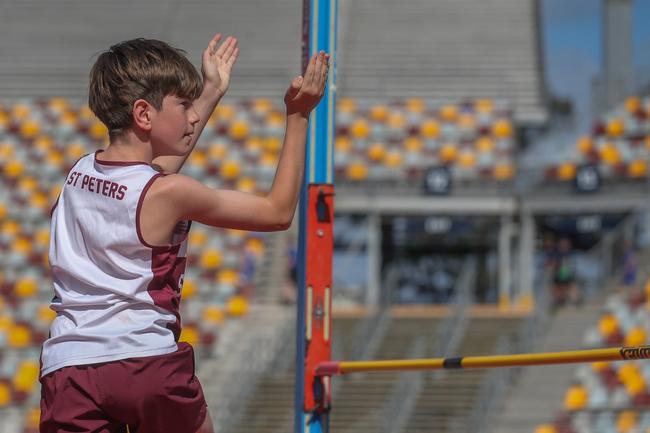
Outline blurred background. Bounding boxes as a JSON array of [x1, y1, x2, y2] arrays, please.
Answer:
[[2, 0, 650, 432]]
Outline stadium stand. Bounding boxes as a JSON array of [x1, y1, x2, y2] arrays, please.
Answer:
[[545, 96, 650, 183]]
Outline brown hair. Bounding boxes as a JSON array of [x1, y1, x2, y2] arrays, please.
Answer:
[[89, 38, 203, 137]]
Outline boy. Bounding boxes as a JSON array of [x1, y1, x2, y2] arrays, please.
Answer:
[[40, 33, 329, 433]]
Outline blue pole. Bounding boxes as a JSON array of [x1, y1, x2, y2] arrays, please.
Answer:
[[294, 0, 337, 432]]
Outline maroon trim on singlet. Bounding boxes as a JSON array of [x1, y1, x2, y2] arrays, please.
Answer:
[[94, 149, 152, 167], [135, 173, 167, 249], [136, 173, 192, 341]]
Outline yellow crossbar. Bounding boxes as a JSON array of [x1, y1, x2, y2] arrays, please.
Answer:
[[315, 346, 650, 376]]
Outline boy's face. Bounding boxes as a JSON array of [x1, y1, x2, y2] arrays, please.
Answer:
[[150, 94, 200, 156]]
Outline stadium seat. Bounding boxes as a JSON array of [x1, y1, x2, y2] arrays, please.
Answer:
[[227, 295, 249, 317], [563, 384, 589, 411]]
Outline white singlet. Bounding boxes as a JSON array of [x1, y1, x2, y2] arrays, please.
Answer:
[[41, 150, 190, 377]]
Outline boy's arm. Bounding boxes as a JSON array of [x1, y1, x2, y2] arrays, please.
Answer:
[[159, 52, 330, 231], [152, 34, 239, 174]]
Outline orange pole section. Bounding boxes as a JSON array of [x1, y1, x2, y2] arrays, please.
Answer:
[[315, 346, 650, 376]]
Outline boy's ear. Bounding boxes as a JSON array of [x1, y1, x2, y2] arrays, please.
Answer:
[[132, 99, 154, 132]]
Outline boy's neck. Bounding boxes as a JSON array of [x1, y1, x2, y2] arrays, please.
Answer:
[[100, 131, 154, 164]]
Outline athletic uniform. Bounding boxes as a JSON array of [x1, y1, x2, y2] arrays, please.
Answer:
[[40, 150, 207, 433]]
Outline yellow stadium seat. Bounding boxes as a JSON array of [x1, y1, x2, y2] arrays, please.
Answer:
[[0, 203, 5, 220], [0, 111, 9, 130], [384, 150, 403, 168], [420, 119, 441, 139], [11, 103, 31, 121], [66, 142, 88, 162], [591, 361, 610, 372], [207, 140, 228, 161], [439, 105, 459, 123], [200, 249, 222, 270], [189, 230, 207, 248], [229, 119, 249, 141], [617, 410, 638, 433], [404, 137, 423, 153], [79, 105, 96, 123], [406, 99, 426, 114], [534, 425, 557, 433], [20, 119, 40, 140], [600, 144, 621, 165], [2, 220, 21, 238], [350, 119, 370, 139], [0, 382, 11, 407], [15, 277, 38, 298], [260, 152, 279, 168], [252, 98, 273, 115], [46, 150, 64, 168], [0, 142, 15, 162], [227, 295, 249, 317], [370, 105, 389, 123], [60, 111, 78, 130], [243, 138, 262, 155], [215, 104, 236, 122], [188, 150, 207, 169], [11, 237, 32, 256], [8, 324, 32, 348], [624, 376, 646, 397], [576, 136, 593, 154], [237, 177, 257, 194], [37, 305, 57, 325], [49, 185, 62, 204], [628, 160, 647, 178], [12, 361, 40, 393], [0, 315, 13, 332], [494, 163, 516, 180], [264, 137, 282, 154], [492, 119, 513, 139], [618, 363, 641, 383], [563, 385, 588, 411], [439, 144, 458, 163], [33, 227, 50, 249], [598, 313, 619, 337], [30, 191, 50, 211], [475, 99, 494, 114], [476, 137, 495, 153], [48, 97, 69, 115], [557, 163, 576, 181], [625, 96, 641, 114], [606, 118, 625, 137], [337, 98, 358, 114], [266, 111, 285, 128], [179, 325, 199, 346], [220, 160, 241, 181], [458, 150, 477, 168], [33, 136, 54, 158], [387, 112, 406, 129], [218, 269, 239, 286], [202, 306, 225, 325], [24, 407, 40, 431], [346, 162, 369, 181], [245, 237, 265, 256], [335, 136, 352, 153], [4, 159, 24, 179], [181, 278, 197, 299], [367, 143, 386, 162], [18, 176, 38, 194], [458, 113, 476, 130]]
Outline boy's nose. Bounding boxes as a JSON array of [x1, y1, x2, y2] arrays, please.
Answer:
[[189, 106, 200, 124]]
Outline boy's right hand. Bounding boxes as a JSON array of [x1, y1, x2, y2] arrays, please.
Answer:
[[284, 51, 330, 116]]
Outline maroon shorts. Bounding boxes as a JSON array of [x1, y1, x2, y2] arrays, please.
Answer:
[[40, 342, 208, 433]]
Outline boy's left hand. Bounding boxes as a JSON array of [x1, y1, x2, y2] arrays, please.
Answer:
[[202, 33, 239, 96]]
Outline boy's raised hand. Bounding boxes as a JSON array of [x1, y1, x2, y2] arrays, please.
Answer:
[[284, 51, 330, 116], [202, 33, 239, 96]]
